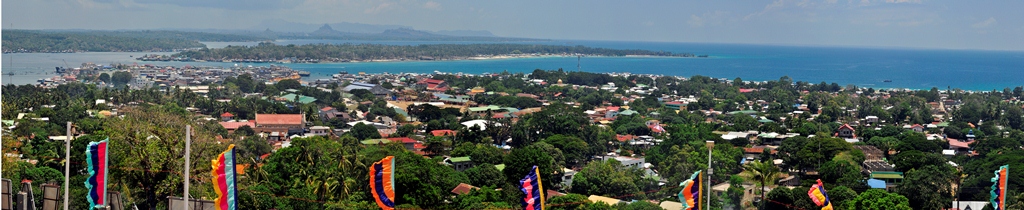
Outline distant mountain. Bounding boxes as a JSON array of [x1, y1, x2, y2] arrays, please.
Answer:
[[433, 30, 494, 37], [250, 19, 405, 34], [311, 24, 343, 36], [380, 28, 444, 38]]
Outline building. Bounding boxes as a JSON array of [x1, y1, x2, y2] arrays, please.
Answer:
[[307, 126, 331, 136], [446, 156, 475, 172], [450, 183, 480, 196], [255, 114, 305, 136], [588, 195, 624, 205], [220, 112, 234, 121], [663, 101, 685, 110], [835, 124, 857, 140], [219, 121, 256, 134], [343, 82, 392, 97], [431, 129, 457, 137], [869, 171, 903, 191], [419, 79, 449, 92], [386, 137, 421, 151], [319, 107, 345, 121]]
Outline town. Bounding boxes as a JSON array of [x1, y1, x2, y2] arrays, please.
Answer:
[[3, 62, 1024, 210]]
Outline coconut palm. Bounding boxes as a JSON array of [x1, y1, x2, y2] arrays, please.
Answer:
[[742, 160, 781, 210]]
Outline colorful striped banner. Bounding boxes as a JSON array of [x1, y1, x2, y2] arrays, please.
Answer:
[[678, 170, 702, 210], [808, 179, 834, 210], [370, 156, 396, 210], [519, 165, 544, 210], [991, 165, 1009, 210], [85, 138, 109, 209], [212, 144, 237, 210]]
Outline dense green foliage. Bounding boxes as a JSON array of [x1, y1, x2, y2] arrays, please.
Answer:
[[4, 67, 1024, 210], [2, 30, 208, 52]]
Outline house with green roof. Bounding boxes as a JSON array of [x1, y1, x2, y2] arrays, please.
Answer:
[[281, 93, 317, 104], [618, 109, 638, 116], [870, 171, 903, 191], [360, 139, 392, 145], [445, 156, 475, 172]]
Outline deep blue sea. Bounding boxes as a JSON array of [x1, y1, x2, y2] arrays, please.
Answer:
[[3, 40, 1022, 90]]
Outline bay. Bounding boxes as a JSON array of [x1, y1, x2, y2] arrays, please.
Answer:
[[3, 40, 1023, 91]]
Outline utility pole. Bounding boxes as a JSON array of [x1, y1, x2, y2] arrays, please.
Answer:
[[64, 122, 71, 210], [706, 141, 714, 210], [184, 125, 191, 210]]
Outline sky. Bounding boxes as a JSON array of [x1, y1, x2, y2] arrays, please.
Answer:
[[3, 0, 1023, 51]]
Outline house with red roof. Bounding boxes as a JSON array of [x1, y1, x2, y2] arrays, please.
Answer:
[[431, 129, 457, 137], [450, 183, 480, 195], [255, 114, 305, 135], [835, 124, 857, 139], [387, 137, 421, 151], [220, 112, 234, 121], [218, 121, 255, 133], [418, 78, 449, 92]]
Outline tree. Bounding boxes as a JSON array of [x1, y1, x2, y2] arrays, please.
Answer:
[[764, 187, 794, 210], [103, 106, 223, 209], [742, 160, 780, 210], [98, 73, 111, 83], [543, 134, 589, 167], [547, 193, 590, 210], [349, 122, 382, 140], [828, 186, 858, 209], [111, 71, 132, 87], [891, 150, 946, 172], [464, 163, 507, 188], [235, 125, 255, 137], [843, 189, 912, 210], [276, 79, 302, 90], [503, 147, 555, 189], [819, 160, 864, 190], [570, 159, 644, 199], [897, 165, 954, 210]]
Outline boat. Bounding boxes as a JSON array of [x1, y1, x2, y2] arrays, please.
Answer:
[[297, 71, 311, 77], [883, 80, 892, 82]]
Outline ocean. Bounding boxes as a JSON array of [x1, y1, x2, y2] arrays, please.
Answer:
[[3, 40, 1022, 90]]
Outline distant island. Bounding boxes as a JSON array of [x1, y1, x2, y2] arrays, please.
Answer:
[[1, 28, 546, 53], [0, 30, 265, 53], [159, 42, 699, 63]]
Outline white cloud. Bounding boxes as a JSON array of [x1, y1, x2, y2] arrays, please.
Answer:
[[424, 1, 441, 10], [884, 0, 921, 3], [972, 17, 996, 28], [744, 0, 786, 20], [364, 2, 395, 14], [689, 11, 729, 27], [688, 15, 704, 27]]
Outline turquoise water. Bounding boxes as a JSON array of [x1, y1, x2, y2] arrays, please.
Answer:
[[3, 40, 1023, 90]]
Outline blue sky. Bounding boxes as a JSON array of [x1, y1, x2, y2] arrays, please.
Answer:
[[3, 0, 1022, 51]]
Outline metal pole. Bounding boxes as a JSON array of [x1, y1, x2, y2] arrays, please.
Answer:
[[184, 125, 190, 210], [65, 122, 71, 210], [707, 144, 712, 210]]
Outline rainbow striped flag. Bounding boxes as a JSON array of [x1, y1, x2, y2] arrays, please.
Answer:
[[991, 165, 1009, 210], [519, 165, 544, 210], [85, 138, 110, 209], [370, 156, 396, 210], [808, 179, 834, 210], [678, 170, 702, 210], [211, 144, 237, 210]]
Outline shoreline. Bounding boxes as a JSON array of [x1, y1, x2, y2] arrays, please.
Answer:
[[138, 53, 695, 64]]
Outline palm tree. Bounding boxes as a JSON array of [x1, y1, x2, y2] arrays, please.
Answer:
[[742, 160, 780, 210]]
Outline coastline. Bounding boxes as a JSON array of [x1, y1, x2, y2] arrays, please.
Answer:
[[3, 43, 1022, 91]]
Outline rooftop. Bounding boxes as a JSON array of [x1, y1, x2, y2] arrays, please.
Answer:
[[256, 114, 303, 125]]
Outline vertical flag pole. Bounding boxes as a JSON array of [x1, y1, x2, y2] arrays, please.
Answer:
[[184, 125, 191, 210], [64, 122, 71, 210], [706, 141, 714, 210]]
